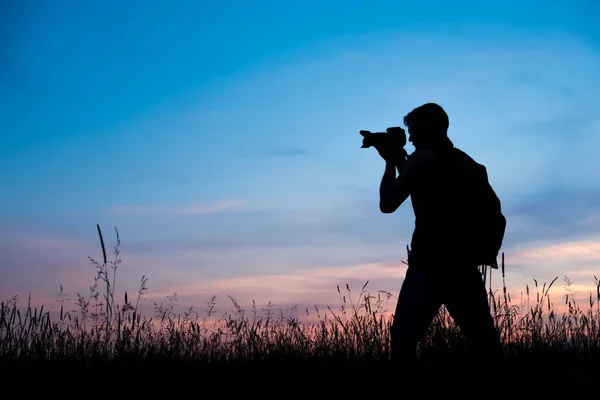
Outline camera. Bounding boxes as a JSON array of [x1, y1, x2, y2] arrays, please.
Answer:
[[360, 127, 407, 149]]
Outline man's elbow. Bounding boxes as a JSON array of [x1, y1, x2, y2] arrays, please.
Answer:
[[379, 200, 398, 214]]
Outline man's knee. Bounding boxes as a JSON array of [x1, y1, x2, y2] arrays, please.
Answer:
[[390, 324, 418, 349], [389, 325, 419, 366]]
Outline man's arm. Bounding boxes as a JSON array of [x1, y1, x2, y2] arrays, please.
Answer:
[[379, 151, 429, 214], [379, 155, 410, 214]]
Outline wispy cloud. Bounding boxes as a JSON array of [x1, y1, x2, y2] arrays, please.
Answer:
[[146, 261, 408, 306], [513, 239, 600, 263], [110, 200, 246, 215], [502, 237, 600, 299], [502, 185, 600, 247]]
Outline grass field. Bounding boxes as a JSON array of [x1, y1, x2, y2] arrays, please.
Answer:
[[2, 225, 599, 381]]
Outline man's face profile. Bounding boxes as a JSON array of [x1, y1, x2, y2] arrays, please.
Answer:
[[406, 121, 427, 148]]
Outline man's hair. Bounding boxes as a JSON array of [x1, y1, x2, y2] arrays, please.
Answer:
[[403, 103, 449, 136]]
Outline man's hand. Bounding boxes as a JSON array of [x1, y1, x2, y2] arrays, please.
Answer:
[[375, 142, 397, 162]]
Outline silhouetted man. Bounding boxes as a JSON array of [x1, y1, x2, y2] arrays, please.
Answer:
[[375, 103, 504, 368]]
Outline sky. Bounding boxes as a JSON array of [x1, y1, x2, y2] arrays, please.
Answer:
[[1, 0, 600, 319]]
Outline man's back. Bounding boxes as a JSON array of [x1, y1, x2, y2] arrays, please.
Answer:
[[407, 146, 489, 267]]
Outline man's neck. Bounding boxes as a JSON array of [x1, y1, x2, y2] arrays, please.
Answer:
[[415, 136, 454, 150]]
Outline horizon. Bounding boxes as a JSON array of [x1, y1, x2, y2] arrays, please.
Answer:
[[2, 0, 600, 317]]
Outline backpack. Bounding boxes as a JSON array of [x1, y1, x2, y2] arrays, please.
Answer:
[[439, 148, 507, 268]]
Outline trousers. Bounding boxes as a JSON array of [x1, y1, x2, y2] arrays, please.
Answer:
[[390, 264, 503, 366]]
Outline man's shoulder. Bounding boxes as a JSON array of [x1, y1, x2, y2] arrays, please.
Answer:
[[446, 148, 490, 182], [402, 149, 442, 184], [407, 148, 458, 171], [452, 147, 476, 161], [408, 147, 487, 176], [407, 148, 436, 166], [451, 147, 486, 164]]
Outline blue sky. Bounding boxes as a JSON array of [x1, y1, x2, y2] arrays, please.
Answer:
[[1, 0, 600, 315]]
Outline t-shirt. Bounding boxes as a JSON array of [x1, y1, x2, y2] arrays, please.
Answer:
[[389, 145, 487, 267]]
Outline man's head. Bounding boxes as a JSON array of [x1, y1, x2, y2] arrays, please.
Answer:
[[403, 103, 449, 149]]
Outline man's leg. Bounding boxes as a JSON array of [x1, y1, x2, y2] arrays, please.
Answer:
[[442, 267, 504, 366], [390, 266, 442, 368]]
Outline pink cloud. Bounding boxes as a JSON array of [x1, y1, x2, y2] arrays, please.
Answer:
[[512, 239, 600, 263], [144, 261, 408, 312]]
